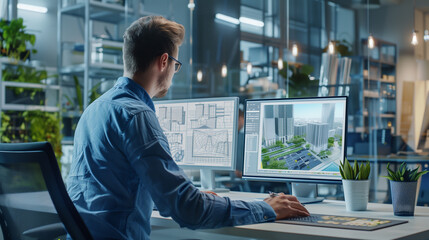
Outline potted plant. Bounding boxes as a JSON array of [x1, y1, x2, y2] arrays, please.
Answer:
[[278, 62, 319, 97], [384, 162, 428, 216], [339, 158, 371, 211], [1, 110, 62, 163], [0, 18, 37, 62], [2, 65, 50, 105]]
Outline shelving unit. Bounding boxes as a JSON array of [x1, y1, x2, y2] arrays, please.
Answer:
[[57, 0, 144, 141], [0, 57, 60, 113], [0, 57, 61, 145], [349, 38, 397, 134]]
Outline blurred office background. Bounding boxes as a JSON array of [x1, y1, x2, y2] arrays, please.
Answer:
[[1, 0, 429, 205]]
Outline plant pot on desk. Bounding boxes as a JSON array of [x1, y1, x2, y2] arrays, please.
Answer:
[[390, 181, 418, 216], [384, 162, 428, 216], [342, 179, 370, 211]]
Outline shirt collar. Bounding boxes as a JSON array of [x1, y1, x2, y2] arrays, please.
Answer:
[[115, 77, 155, 112]]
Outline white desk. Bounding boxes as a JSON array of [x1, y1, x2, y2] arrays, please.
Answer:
[[3, 191, 428, 239], [150, 191, 429, 240]]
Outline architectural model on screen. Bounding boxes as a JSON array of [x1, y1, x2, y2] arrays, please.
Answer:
[[244, 97, 347, 181], [154, 98, 236, 168]]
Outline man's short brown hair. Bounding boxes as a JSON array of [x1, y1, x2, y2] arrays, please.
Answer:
[[123, 16, 185, 75]]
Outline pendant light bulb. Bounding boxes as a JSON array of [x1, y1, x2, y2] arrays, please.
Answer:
[[277, 58, 283, 70], [292, 43, 298, 57], [221, 64, 227, 78], [368, 34, 375, 49], [411, 30, 418, 46], [197, 70, 203, 82], [188, 0, 195, 10], [328, 41, 335, 54], [246, 62, 252, 75]]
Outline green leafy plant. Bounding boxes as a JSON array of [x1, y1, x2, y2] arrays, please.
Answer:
[[2, 65, 48, 83], [1, 111, 63, 162], [2, 65, 50, 98], [73, 75, 83, 112], [89, 81, 102, 104], [65, 76, 103, 113], [339, 158, 371, 180], [384, 162, 428, 182], [0, 18, 37, 62], [279, 62, 318, 97]]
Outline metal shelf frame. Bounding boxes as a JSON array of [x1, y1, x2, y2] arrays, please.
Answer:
[[0, 57, 61, 132], [57, 0, 139, 110]]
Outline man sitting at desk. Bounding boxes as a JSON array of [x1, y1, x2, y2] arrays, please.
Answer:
[[66, 16, 309, 239]]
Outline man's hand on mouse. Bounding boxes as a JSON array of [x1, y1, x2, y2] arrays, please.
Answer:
[[264, 192, 310, 220]]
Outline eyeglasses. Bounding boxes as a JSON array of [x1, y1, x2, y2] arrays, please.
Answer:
[[168, 55, 182, 73]]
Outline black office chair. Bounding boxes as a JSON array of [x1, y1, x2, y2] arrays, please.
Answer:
[[0, 142, 93, 240]]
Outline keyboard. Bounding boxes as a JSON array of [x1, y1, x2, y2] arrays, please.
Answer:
[[287, 215, 321, 223], [277, 214, 408, 231]]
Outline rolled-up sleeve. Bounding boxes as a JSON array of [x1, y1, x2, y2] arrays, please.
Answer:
[[123, 111, 276, 229]]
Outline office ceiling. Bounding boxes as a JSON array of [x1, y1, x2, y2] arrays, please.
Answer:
[[16, 0, 407, 13]]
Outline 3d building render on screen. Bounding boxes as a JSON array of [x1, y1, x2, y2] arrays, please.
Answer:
[[260, 101, 344, 172]]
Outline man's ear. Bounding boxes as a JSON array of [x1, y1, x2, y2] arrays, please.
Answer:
[[158, 53, 169, 72]]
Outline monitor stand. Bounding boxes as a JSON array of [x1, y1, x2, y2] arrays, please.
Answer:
[[199, 169, 230, 193], [291, 183, 324, 204]]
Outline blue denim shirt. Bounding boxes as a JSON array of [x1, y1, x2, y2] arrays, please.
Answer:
[[66, 77, 276, 239]]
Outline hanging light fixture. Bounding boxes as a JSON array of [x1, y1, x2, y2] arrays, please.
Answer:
[[292, 43, 298, 57], [367, 0, 374, 49], [411, 0, 418, 46], [221, 64, 227, 78], [328, 41, 335, 54], [411, 30, 418, 46], [197, 70, 203, 82], [188, 0, 195, 10], [277, 58, 283, 70], [246, 63, 252, 75], [368, 34, 375, 49]]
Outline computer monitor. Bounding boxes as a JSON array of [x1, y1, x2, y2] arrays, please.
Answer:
[[153, 97, 239, 191], [243, 96, 347, 202]]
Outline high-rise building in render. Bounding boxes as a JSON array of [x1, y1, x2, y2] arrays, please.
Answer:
[[263, 105, 276, 146], [307, 122, 329, 152], [275, 105, 294, 141], [294, 124, 307, 138], [322, 103, 335, 130], [328, 129, 336, 138], [335, 127, 343, 137], [263, 118, 276, 146], [263, 104, 294, 145]]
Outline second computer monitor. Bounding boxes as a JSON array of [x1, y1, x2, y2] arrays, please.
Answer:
[[243, 96, 347, 183], [153, 97, 238, 170]]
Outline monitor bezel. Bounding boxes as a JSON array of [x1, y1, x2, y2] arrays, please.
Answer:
[[242, 96, 348, 183], [153, 97, 239, 171]]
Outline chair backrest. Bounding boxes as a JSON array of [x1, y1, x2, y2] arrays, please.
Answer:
[[0, 142, 93, 240]]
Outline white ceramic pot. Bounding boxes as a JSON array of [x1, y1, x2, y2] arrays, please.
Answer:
[[342, 179, 370, 211]]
